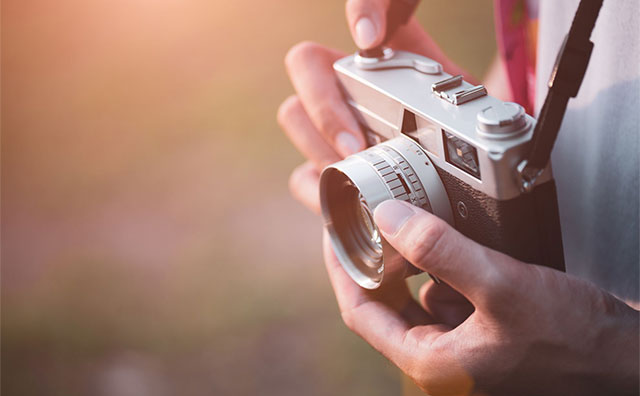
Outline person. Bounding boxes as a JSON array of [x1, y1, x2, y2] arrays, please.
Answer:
[[277, 0, 639, 394]]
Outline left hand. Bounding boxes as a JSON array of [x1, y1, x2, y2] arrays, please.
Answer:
[[319, 199, 639, 396]]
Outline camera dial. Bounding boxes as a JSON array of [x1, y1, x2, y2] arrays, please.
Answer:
[[476, 102, 528, 138]]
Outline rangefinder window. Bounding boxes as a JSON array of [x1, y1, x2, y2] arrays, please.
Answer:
[[443, 130, 481, 179]]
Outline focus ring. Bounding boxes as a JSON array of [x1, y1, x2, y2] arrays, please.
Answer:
[[363, 145, 430, 210], [319, 135, 453, 289]]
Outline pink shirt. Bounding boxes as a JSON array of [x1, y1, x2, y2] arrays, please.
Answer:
[[494, 0, 539, 114]]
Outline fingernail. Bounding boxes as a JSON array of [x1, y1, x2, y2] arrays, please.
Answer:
[[335, 132, 363, 156], [374, 200, 416, 236], [355, 17, 378, 49]]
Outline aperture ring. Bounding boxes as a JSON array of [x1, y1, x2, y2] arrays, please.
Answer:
[[360, 145, 431, 211]]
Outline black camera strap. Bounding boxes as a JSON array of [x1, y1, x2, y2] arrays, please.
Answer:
[[518, 0, 604, 192]]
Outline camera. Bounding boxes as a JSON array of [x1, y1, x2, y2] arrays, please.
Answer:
[[319, 49, 565, 289]]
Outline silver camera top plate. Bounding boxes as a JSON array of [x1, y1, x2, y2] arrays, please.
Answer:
[[334, 50, 551, 200]]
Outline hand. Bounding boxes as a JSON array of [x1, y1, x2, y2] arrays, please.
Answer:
[[279, 2, 474, 214], [276, 3, 639, 394], [321, 199, 639, 395]]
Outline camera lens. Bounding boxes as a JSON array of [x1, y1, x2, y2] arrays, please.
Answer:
[[356, 194, 382, 259], [322, 177, 385, 284], [320, 135, 453, 289], [346, 189, 383, 265]]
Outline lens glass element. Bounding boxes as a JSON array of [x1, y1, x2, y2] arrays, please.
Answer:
[[353, 193, 383, 267], [321, 176, 385, 285]]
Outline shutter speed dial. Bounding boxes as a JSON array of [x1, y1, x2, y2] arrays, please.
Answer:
[[476, 102, 528, 138]]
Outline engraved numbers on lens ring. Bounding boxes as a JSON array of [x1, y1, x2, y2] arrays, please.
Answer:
[[368, 147, 429, 209]]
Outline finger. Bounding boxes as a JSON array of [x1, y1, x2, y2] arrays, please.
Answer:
[[289, 162, 321, 215], [346, 0, 389, 49], [322, 230, 450, 369], [277, 95, 341, 170], [346, 7, 436, 59], [285, 42, 365, 157], [373, 199, 521, 305], [419, 281, 474, 328]]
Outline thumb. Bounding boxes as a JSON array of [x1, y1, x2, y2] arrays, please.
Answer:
[[346, 0, 389, 49], [373, 199, 517, 305]]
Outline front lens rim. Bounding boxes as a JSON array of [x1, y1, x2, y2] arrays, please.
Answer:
[[341, 182, 384, 277], [320, 135, 454, 289], [320, 168, 386, 287]]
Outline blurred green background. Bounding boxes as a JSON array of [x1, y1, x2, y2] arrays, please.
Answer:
[[1, 1, 495, 395]]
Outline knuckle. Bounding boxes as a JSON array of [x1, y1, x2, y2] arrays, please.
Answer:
[[418, 281, 431, 306], [588, 283, 619, 316], [310, 102, 340, 138], [276, 95, 301, 128], [287, 163, 319, 208], [479, 261, 518, 305], [405, 218, 448, 269], [482, 270, 511, 300], [340, 310, 357, 332], [288, 165, 305, 197], [285, 40, 322, 70]]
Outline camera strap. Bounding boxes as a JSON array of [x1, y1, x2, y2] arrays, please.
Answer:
[[517, 0, 604, 192]]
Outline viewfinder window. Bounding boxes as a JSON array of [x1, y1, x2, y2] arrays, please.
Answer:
[[443, 130, 481, 179]]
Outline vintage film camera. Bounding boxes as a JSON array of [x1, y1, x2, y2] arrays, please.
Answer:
[[319, 49, 565, 289]]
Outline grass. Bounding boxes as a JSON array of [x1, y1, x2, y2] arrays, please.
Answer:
[[1, 0, 495, 394]]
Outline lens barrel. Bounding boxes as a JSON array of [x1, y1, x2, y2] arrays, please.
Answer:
[[320, 135, 453, 289]]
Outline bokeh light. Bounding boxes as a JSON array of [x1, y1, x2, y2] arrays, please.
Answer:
[[2, 1, 494, 394]]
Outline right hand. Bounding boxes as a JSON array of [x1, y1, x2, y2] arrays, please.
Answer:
[[279, 0, 472, 214], [346, 0, 410, 50]]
